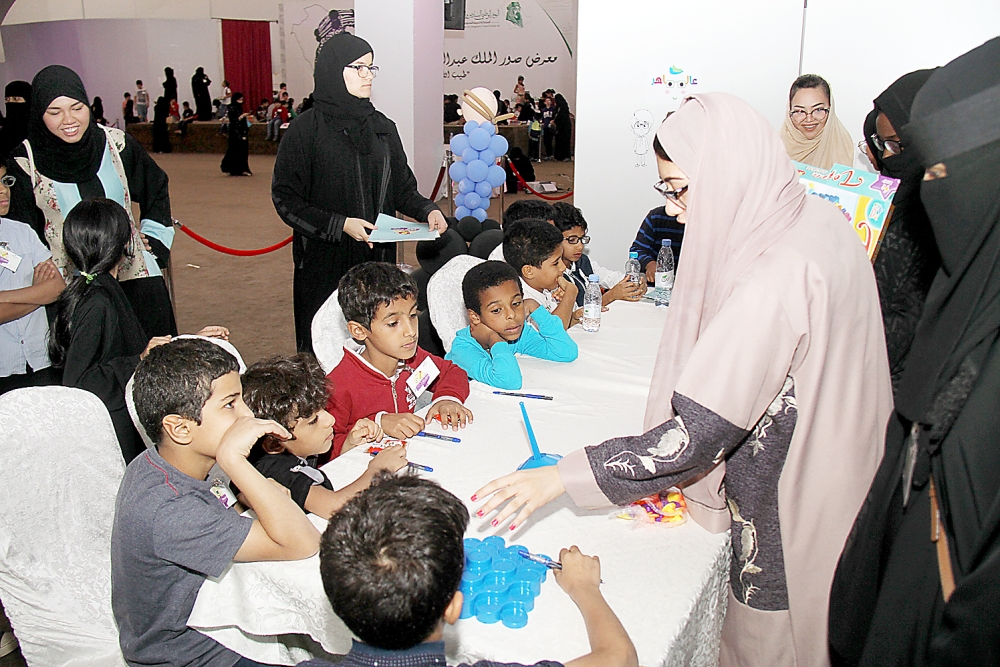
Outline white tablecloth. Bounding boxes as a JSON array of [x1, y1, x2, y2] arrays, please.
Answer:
[[189, 302, 730, 666]]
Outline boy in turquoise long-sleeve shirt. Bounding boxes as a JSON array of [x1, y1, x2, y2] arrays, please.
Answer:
[[446, 261, 577, 390]]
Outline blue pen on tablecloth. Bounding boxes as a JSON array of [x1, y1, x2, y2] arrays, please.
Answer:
[[368, 449, 433, 472], [493, 391, 553, 400], [415, 431, 461, 443], [519, 550, 603, 583]]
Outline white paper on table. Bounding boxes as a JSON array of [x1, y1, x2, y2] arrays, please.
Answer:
[[369, 214, 441, 243]]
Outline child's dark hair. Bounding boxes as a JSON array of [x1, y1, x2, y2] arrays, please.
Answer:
[[319, 472, 469, 650], [242, 354, 328, 459], [552, 202, 587, 233], [789, 73, 831, 105], [462, 260, 521, 313], [133, 338, 240, 442], [338, 262, 417, 328], [502, 200, 554, 227], [48, 198, 134, 369], [502, 219, 564, 274]]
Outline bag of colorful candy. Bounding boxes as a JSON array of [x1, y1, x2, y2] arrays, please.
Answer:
[[610, 489, 687, 526]]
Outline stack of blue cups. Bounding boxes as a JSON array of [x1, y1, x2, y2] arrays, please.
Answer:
[[459, 536, 549, 629]]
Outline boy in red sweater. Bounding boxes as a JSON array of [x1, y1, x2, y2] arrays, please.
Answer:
[[327, 262, 472, 457]]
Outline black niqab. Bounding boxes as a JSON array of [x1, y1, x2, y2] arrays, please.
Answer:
[[0, 80, 31, 156], [27, 65, 107, 184], [312, 32, 377, 153]]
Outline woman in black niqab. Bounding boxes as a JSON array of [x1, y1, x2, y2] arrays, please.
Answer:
[[162, 67, 178, 103], [220, 93, 250, 175], [191, 66, 213, 121], [0, 80, 31, 157], [869, 69, 942, 394], [151, 96, 172, 154], [271, 31, 445, 353], [830, 36, 1000, 667], [553, 93, 572, 160]]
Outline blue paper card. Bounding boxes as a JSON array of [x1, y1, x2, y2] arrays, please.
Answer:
[[368, 214, 441, 243]]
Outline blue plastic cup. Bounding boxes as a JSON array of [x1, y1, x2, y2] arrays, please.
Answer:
[[460, 570, 484, 596], [483, 536, 506, 553], [492, 558, 517, 580], [515, 568, 543, 596], [500, 601, 529, 629], [466, 549, 492, 575], [506, 580, 536, 612], [481, 572, 508, 593], [474, 594, 504, 624]]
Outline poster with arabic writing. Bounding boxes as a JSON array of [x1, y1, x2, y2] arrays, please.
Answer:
[[793, 161, 900, 261]]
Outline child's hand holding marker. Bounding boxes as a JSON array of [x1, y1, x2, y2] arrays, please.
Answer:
[[368, 445, 434, 473]]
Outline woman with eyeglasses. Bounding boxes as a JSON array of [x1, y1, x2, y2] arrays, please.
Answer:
[[865, 70, 942, 397], [473, 93, 892, 666], [272, 31, 447, 353], [779, 74, 854, 170]]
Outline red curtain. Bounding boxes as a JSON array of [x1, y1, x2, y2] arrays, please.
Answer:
[[220, 19, 273, 114]]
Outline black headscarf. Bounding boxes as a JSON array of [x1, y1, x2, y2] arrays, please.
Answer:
[[1, 80, 31, 156], [895, 38, 1000, 424], [312, 32, 378, 153], [26, 65, 107, 184], [875, 69, 937, 204]]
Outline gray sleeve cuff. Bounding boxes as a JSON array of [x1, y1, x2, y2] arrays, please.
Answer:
[[558, 448, 614, 510]]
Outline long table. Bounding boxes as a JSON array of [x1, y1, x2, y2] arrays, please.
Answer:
[[189, 302, 730, 666]]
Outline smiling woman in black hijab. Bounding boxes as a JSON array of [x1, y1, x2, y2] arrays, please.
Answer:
[[272, 31, 447, 353], [7, 65, 177, 337], [868, 69, 941, 394], [0, 80, 31, 157], [830, 36, 1000, 666]]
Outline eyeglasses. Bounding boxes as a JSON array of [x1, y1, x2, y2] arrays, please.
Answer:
[[0, 175, 14, 187], [563, 235, 590, 245], [345, 64, 379, 78], [869, 133, 902, 157], [789, 108, 829, 122], [653, 180, 688, 209]]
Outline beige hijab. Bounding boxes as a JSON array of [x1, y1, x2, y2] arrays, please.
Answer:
[[643, 94, 891, 665], [778, 96, 854, 170]]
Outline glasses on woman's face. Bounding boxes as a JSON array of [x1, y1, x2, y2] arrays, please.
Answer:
[[0, 175, 14, 187], [654, 181, 688, 209], [869, 133, 902, 157], [789, 108, 829, 122], [345, 64, 379, 79], [563, 235, 590, 245]]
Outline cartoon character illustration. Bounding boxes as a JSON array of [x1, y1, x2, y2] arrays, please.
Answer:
[[391, 227, 415, 235], [631, 109, 654, 167]]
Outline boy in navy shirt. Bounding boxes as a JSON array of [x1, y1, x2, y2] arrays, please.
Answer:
[[629, 206, 685, 284], [300, 473, 638, 667]]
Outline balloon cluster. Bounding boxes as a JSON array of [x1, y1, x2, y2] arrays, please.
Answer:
[[448, 120, 508, 222]]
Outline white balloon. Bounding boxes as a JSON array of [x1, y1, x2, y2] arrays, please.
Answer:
[[460, 87, 499, 125]]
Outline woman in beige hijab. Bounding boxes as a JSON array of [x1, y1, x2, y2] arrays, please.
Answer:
[[779, 74, 854, 169], [473, 93, 892, 666]]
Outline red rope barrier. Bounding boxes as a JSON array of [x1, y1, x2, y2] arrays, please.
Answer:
[[507, 159, 575, 201], [175, 221, 293, 257], [430, 164, 446, 201]]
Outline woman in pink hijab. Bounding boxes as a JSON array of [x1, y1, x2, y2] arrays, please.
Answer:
[[474, 93, 892, 666]]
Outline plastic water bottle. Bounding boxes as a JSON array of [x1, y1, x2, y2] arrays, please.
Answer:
[[625, 251, 643, 285], [654, 239, 675, 307], [581, 274, 602, 332]]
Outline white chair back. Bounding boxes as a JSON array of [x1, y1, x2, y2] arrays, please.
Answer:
[[0, 387, 127, 666], [311, 289, 352, 373], [427, 255, 485, 353]]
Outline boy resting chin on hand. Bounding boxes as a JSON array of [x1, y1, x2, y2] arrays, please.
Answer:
[[327, 262, 472, 457]]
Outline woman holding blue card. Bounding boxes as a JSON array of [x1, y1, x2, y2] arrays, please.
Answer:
[[272, 31, 447, 353]]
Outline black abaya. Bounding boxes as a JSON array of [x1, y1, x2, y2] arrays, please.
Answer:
[[151, 97, 172, 154], [553, 94, 572, 160], [220, 99, 250, 176], [829, 37, 1000, 667], [162, 68, 178, 103], [271, 32, 439, 353], [191, 68, 213, 121]]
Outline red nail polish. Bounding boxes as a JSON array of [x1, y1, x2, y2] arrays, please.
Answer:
[[491, 519, 498, 527], [509, 524, 516, 531], [476, 510, 483, 517], [471, 494, 478, 501]]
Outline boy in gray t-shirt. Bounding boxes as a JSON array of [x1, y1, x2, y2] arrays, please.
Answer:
[[112, 338, 322, 667]]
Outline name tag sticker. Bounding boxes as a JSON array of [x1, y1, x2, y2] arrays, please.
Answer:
[[406, 356, 440, 398], [0, 247, 23, 274]]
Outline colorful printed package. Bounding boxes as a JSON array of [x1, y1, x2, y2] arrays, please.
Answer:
[[611, 489, 687, 526]]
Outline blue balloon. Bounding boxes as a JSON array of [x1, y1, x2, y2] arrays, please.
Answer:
[[461, 147, 479, 163], [474, 180, 493, 198], [466, 159, 489, 183], [471, 207, 487, 222], [478, 149, 497, 165], [450, 133, 470, 155], [458, 178, 476, 194], [455, 205, 472, 219], [463, 120, 480, 134], [454, 193, 466, 208], [479, 197, 491, 211], [449, 161, 467, 182], [464, 192, 482, 209], [483, 122, 497, 137], [486, 164, 506, 188], [489, 134, 509, 156], [468, 127, 491, 151]]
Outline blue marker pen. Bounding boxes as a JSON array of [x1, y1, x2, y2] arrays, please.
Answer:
[[369, 450, 434, 472], [493, 391, 553, 400], [415, 431, 461, 443], [519, 550, 603, 583]]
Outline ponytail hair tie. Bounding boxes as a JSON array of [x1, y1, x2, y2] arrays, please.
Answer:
[[80, 271, 96, 285]]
